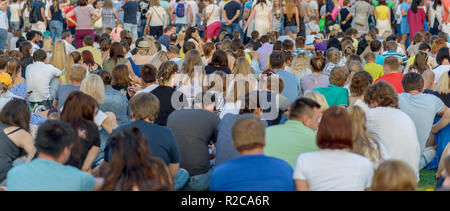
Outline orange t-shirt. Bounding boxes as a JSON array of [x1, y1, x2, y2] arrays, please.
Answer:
[[443, 0, 450, 23]]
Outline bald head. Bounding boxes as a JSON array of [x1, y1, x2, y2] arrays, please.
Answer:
[[422, 70, 435, 90]]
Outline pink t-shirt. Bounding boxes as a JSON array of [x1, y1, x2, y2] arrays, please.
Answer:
[[111, 27, 123, 42], [73, 6, 95, 30]]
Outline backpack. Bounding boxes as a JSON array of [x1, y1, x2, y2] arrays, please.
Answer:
[[29, 1, 40, 24], [175, 2, 185, 18]]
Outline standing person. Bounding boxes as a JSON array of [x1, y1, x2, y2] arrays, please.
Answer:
[[30, 0, 46, 33], [407, 0, 425, 42], [443, 0, 450, 36], [210, 115, 295, 191], [6, 120, 101, 191], [272, 0, 283, 36], [294, 106, 374, 191], [64, 0, 77, 35], [145, 0, 168, 39], [339, 0, 352, 33], [351, 0, 373, 36], [283, 0, 300, 34], [102, 0, 119, 35], [48, 0, 64, 43], [203, 0, 221, 43], [0, 2, 7, 51], [166, 92, 220, 191], [60, 91, 101, 172], [244, 0, 272, 37], [9, 0, 21, 32], [120, 0, 139, 40], [223, 0, 244, 37], [429, 0, 443, 35], [399, 0, 411, 47], [364, 81, 421, 179], [375, 0, 392, 37], [65, 0, 101, 48], [171, 0, 193, 33], [138, 0, 151, 38]]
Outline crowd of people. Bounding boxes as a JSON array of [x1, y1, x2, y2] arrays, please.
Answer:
[[0, 0, 448, 191]]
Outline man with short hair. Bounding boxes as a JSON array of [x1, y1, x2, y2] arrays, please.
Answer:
[[265, 98, 321, 168], [370, 40, 386, 65], [136, 64, 159, 95], [364, 52, 384, 81], [26, 30, 42, 53], [53, 64, 86, 110], [222, 0, 243, 38], [77, 35, 102, 68], [209, 115, 295, 191], [314, 66, 349, 106], [270, 51, 300, 102], [422, 70, 436, 92], [158, 26, 176, 48], [375, 56, 404, 93], [26, 49, 62, 109], [62, 31, 76, 54], [175, 41, 196, 69], [382, 40, 407, 66], [167, 91, 220, 191], [120, 0, 139, 40], [103, 92, 181, 179], [7, 120, 100, 191], [398, 72, 449, 170]]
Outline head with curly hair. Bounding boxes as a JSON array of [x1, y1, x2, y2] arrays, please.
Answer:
[[350, 71, 373, 97], [363, 81, 399, 108]]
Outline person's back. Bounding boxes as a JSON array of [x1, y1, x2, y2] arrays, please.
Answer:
[[375, 56, 404, 93], [314, 67, 349, 106], [77, 36, 103, 68], [270, 51, 299, 102], [101, 86, 130, 125], [56, 84, 80, 109], [215, 113, 240, 166]]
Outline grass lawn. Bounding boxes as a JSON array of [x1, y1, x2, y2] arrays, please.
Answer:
[[417, 169, 438, 191]]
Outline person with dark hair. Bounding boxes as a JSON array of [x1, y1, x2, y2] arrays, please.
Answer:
[[26, 30, 42, 52], [433, 47, 450, 83], [270, 51, 299, 102], [0, 99, 36, 186], [6, 120, 100, 191], [19, 41, 33, 77], [349, 71, 373, 111], [248, 31, 261, 51], [81, 50, 102, 74], [135, 64, 159, 95], [102, 42, 131, 74], [256, 34, 273, 71], [158, 26, 176, 49], [62, 31, 76, 54], [77, 35, 103, 69], [407, 0, 425, 42], [210, 114, 295, 191], [205, 50, 231, 74], [65, 0, 101, 48], [60, 91, 101, 172], [364, 81, 421, 178], [26, 49, 62, 110], [314, 66, 349, 106], [294, 106, 374, 191], [370, 40, 386, 65], [398, 72, 448, 170], [265, 98, 321, 168], [100, 126, 174, 191]]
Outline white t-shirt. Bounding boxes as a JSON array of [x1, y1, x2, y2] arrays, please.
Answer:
[[94, 110, 108, 127], [309, 0, 319, 11], [187, 0, 198, 26], [205, 4, 220, 26], [135, 84, 159, 95], [148, 6, 166, 26], [365, 107, 421, 179], [25, 62, 62, 102], [10, 3, 21, 22], [432, 65, 450, 84], [294, 149, 374, 191]]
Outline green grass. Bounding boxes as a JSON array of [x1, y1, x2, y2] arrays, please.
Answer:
[[417, 169, 438, 191]]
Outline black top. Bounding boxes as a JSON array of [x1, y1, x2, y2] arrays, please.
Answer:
[[151, 86, 188, 126], [205, 65, 231, 75], [66, 120, 100, 170], [0, 122, 22, 182], [112, 85, 131, 99], [224, 1, 243, 24], [50, 5, 64, 22], [284, 14, 297, 27], [248, 40, 261, 51], [424, 89, 450, 107]]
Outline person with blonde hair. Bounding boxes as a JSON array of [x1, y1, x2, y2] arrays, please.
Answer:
[[289, 53, 312, 86], [178, 49, 206, 105], [127, 40, 157, 77], [368, 160, 417, 191], [49, 41, 67, 73], [62, 51, 82, 85], [80, 74, 117, 134], [6, 58, 26, 99], [302, 90, 329, 113], [53, 64, 87, 110]]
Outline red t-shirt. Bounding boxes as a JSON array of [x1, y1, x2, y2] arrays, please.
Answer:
[[65, 6, 76, 27], [443, 0, 450, 23], [375, 73, 404, 93]]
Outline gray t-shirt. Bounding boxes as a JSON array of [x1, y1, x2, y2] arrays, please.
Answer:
[[167, 108, 220, 176], [398, 93, 445, 152], [55, 85, 80, 110]]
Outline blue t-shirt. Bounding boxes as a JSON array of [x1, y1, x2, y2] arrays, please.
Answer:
[[224, 1, 243, 24], [56, 84, 80, 110], [31, 1, 46, 22], [274, 69, 300, 102], [400, 2, 410, 17], [209, 154, 295, 191], [376, 54, 386, 65], [122, 0, 139, 24], [104, 120, 180, 165], [7, 158, 96, 191]]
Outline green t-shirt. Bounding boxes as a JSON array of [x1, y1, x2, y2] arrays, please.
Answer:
[[264, 120, 319, 168], [102, 57, 129, 74], [314, 83, 349, 106]]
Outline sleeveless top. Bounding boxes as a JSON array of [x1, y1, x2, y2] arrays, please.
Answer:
[[0, 122, 23, 182], [102, 8, 116, 29], [127, 57, 142, 77], [284, 14, 297, 27]]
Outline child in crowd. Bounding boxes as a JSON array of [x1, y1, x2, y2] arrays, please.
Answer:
[[364, 52, 384, 81], [305, 16, 320, 37], [314, 66, 349, 106], [111, 21, 124, 42]]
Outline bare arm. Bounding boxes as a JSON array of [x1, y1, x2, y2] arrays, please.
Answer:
[[66, 10, 77, 25], [8, 128, 36, 163], [81, 146, 100, 172], [269, 10, 273, 32], [188, 5, 193, 26], [101, 112, 118, 134], [41, 7, 46, 23], [244, 8, 255, 32], [295, 7, 300, 30], [432, 108, 450, 133], [113, 8, 119, 19], [295, 179, 310, 191], [437, 143, 450, 178], [168, 163, 179, 179]]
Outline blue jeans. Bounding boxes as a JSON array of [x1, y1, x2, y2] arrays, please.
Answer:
[[138, 17, 147, 38], [221, 22, 243, 39], [10, 21, 20, 32], [50, 20, 63, 43], [182, 168, 212, 191], [419, 146, 436, 170], [124, 23, 138, 40], [0, 28, 7, 50]]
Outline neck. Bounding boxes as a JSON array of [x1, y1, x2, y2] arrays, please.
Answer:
[[38, 153, 63, 163], [72, 82, 81, 86], [408, 90, 421, 95], [442, 60, 450, 65], [239, 148, 264, 156], [132, 118, 154, 123]]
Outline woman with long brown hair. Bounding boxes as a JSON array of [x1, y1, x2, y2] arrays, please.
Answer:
[[60, 91, 101, 172], [244, 0, 273, 36], [112, 64, 132, 99], [100, 127, 173, 191], [7, 58, 26, 99], [82, 50, 102, 74], [102, 42, 131, 74], [283, 0, 300, 34]]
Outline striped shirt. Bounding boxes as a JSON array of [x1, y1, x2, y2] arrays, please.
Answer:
[[382, 50, 408, 66]]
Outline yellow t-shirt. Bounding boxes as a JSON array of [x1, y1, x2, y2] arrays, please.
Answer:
[[376, 5, 389, 21], [406, 56, 415, 67], [364, 63, 384, 81]]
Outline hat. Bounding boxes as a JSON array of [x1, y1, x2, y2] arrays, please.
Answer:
[[315, 33, 324, 39], [0, 72, 12, 86], [138, 41, 151, 48]]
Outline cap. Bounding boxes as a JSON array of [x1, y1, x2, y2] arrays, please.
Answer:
[[315, 33, 324, 39], [0, 72, 12, 86]]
